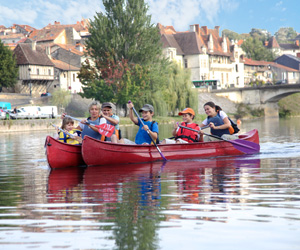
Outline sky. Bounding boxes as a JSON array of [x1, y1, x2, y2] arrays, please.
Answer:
[[0, 0, 299, 35]]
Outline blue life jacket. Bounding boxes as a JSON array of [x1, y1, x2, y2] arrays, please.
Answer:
[[207, 113, 230, 137]]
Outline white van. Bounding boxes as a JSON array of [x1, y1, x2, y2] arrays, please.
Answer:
[[20, 106, 42, 118], [40, 106, 58, 118]]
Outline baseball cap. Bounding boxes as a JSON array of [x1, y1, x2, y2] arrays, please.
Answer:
[[178, 107, 195, 116], [139, 104, 154, 112], [101, 102, 112, 109]]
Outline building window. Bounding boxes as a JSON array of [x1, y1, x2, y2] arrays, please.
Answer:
[[236, 64, 238, 72], [48, 69, 51, 75], [73, 73, 76, 82], [184, 59, 188, 68], [37, 69, 39, 75]]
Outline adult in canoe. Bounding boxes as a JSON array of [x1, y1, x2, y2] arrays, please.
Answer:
[[199, 101, 239, 142], [100, 102, 121, 143], [77, 101, 106, 140], [162, 108, 202, 144]]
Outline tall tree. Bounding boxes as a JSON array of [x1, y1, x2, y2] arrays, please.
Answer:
[[0, 40, 18, 89], [79, 0, 169, 113], [275, 27, 298, 43], [241, 37, 275, 61]]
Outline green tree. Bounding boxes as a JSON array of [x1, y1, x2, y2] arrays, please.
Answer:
[[162, 62, 198, 116], [275, 27, 298, 43], [249, 28, 271, 42], [0, 40, 18, 89], [222, 29, 241, 42], [51, 88, 72, 113], [241, 37, 274, 61], [79, 0, 169, 113]]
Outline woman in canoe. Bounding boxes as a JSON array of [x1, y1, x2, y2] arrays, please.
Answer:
[[75, 101, 106, 140], [162, 107, 202, 144], [199, 101, 238, 141]]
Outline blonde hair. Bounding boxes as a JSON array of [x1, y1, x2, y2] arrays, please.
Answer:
[[88, 101, 101, 112]]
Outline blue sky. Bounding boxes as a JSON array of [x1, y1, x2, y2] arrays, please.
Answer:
[[0, 0, 299, 35]]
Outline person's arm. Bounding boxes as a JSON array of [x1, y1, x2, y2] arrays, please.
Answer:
[[128, 102, 138, 125], [147, 122, 159, 141], [172, 122, 179, 137], [102, 114, 119, 126]]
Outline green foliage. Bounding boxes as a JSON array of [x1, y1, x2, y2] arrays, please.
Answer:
[[241, 37, 275, 61], [249, 28, 271, 42], [222, 29, 241, 41], [235, 103, 264, 118], [278, 93, 300, 117], [51, 89, 72, 112], [275, 27, 298, 43], [0, 40, 18, 89], [162, 62, 198, 116], [79, 0, 170, 115]]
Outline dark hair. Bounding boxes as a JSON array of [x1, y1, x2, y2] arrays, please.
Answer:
[[61, 117, 74, 129], [203, 101, 222, 112]]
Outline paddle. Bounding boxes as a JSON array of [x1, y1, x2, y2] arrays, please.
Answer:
[[178, 124, 260, 154], [128, 101, 167, 161], [65, 115, 115, 137], [51, 123, 76, 138]]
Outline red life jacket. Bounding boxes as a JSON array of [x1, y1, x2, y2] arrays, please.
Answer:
[[176, 122, 200, 143]]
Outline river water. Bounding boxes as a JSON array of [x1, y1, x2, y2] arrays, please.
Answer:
[[0, 117, 300, 250]]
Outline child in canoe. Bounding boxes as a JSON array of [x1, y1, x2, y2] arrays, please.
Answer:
[[199, 101, 239, 141], [121, 102, 159, 145], [162, 108, 202, 144], [55, 117, 82, 145]]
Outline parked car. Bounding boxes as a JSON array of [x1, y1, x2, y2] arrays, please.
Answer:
[[275, 80, 287, 85], [9, 109, 29, 119], [41, 92, 52, 97]]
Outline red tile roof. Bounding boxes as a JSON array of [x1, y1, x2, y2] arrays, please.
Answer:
[[51, 58, 80, 71]]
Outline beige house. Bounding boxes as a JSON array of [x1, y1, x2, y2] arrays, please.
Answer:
[[13, 42, 54, 96], [159, 23, 245, 89]]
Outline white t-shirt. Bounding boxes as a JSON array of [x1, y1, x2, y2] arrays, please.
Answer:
[[79, 117, 106, 130], [202, 110, 228, 126]]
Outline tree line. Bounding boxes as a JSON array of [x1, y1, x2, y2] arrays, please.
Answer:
[[0, 0, 299, 116]]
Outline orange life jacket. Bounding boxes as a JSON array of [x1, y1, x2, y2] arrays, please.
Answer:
[[176, 122, 200, 143]]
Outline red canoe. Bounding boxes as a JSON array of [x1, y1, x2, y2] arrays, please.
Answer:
[[81, 129, 260, 166], [45, 136, 86, 169]]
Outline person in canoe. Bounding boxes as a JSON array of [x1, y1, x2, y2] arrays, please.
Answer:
[[162, 108, 202, 144], [75, 101, 106, 140], [100, 102, 121, 143], [55, 117, 82, 144], [122, 102, 159, 145], [199, 101, 239, 142]]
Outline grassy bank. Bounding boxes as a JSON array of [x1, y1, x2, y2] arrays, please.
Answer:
[[278, 93, 300, 117]]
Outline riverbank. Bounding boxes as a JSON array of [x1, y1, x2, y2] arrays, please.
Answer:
[[1, 116, 208, 133]]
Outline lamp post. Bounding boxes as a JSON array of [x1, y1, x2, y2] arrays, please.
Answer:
[[28, 68, 32, 97]]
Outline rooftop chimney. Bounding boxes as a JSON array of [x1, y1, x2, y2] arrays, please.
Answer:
[[31, 41, 36, 51], [201, 26, 208, 35]]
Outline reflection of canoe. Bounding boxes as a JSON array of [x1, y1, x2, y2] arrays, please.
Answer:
[[48, 166, 85, 193], [82, 129, 260, 166], [45, 136, 85, 169]]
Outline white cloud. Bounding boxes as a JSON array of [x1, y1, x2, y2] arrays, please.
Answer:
[[0, 0, 102, 28], [147, 0, 239, 31]]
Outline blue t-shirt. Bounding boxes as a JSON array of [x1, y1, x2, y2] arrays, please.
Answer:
[[135, 119, 159, 145]]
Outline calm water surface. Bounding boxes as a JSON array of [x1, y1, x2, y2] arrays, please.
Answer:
[[0, 117, 300, 250]]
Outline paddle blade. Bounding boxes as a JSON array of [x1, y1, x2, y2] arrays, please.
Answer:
[[231, 139, 260, 154], [95, 123, 115, 137]]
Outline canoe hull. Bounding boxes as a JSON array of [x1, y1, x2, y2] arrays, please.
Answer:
[[45, 136, 85, 169], [82, 129, 260, 166]]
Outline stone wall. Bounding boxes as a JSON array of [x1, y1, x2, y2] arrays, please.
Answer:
[[0, 118, 61, 133]]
